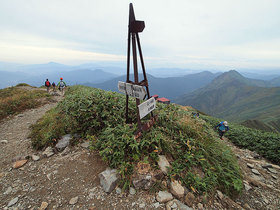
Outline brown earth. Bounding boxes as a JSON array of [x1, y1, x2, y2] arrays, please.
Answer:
[[0, 91, 279, 209]]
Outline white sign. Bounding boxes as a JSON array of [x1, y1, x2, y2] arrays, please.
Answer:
[[118, 81, 146, 100], [138, 97, 156, 119]]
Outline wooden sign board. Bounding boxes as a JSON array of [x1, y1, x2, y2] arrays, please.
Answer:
[[138, 97, 156, 119], [118, 81, 146, 100]]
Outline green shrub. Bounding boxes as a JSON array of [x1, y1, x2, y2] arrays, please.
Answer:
[[30, 85, 243, 196], [15, 83, 32, 87], [202, 115, 280, 164], [30, 108, 68, 149]]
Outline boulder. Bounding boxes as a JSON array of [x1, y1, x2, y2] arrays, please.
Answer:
[[217, 190, 224, 200], [32, 154, 40, 161], [247, 163, 254, 169], [56, 134, 72, 151], [1, 140, 8, 144], [156, 191, 173, 203], [13, 159, 28, 169], [184, 192, 195, 207], [267, 167, 277, 174], [69, 196, 78, 205], [7, 197, 18, 207], [129, 187, 136, 195], [39, 201, 48, 210], [132, 174, 152, 190], [42, 147, 54, 157], [157, 155, 171, 174], [174, 199, 193, 210], [251, 169, 261, 176], [99, 168, 119, 193], [81, 141, 90, 149], [170, 180, 185, 198]]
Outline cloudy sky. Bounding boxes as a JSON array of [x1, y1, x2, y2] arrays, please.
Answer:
[[0, 0, 280, 70]]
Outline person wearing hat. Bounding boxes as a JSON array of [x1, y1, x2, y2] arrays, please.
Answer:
[[215, 121, 229, 140], [57, 77, 67, 95]]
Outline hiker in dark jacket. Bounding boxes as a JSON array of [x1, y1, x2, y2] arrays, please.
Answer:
[[215, 121, 229, 140], [45, 79, 50, 93], [52, 82, 56, 92]]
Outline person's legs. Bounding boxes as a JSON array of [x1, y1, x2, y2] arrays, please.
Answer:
[[219, 130, 224, 140]]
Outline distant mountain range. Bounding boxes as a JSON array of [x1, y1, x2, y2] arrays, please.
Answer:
[[0, 68, 117, 89], [85, 71, 221, 100], [175, 70, 280, 132]]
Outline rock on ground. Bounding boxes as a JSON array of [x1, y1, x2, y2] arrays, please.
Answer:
[[99, 168, 119, 193], [56, 134, 72, 151], [157, 155, 171, 174], [156, 191, 173, 203], [7, 197, 19, 207], [170, 180, 185, 199]]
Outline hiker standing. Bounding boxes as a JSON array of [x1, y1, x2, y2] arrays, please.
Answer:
[[45, 79, 51, 93], [57, 77, 67, 95], [52, 82, 56, 92], [215, 121, 229, 140]]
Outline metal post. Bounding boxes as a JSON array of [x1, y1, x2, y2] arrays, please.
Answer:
[[131, 33, 142, 129]]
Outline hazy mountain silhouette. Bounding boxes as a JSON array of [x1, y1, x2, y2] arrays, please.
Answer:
[[175, 70, 280, 132], [85, 71, 221, 100]]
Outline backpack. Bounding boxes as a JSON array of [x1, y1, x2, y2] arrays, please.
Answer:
[[59, 81, 65, 88], [45, 81, 50, 87]]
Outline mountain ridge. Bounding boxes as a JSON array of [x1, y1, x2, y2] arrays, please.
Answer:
[[175, 70, 280, 132]]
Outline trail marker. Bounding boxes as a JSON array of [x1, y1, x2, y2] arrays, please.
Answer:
[[118, 81, 146, 100], [122, 3, 157, 137], [138, 97, 156, 119]]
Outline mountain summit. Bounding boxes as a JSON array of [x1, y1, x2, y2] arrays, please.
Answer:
[[175, 70, 280, 132]]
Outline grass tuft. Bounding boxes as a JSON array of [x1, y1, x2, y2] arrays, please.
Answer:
[[0, 86, 51, 121]]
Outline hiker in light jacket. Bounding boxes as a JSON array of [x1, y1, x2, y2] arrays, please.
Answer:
[[215, 121, 229, 140], [57, 77, 67, 95]]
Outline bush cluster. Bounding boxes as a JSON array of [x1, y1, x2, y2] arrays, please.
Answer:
[[202, 116, 280, 164], [30, 85, 243, 197]]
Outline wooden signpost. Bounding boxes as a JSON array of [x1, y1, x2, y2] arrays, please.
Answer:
[[122, 3, 157, 138], [118, 81, 146, 100]]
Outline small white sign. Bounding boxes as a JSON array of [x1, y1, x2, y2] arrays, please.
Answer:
[[118, 81, 146, 100], [138, 97, 156, 119]]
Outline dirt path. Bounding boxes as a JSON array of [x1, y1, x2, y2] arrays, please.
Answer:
[[222, 138, 280, 209], [0, 96, 159, 210]]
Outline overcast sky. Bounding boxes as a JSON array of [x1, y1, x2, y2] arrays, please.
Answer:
[[0, 0, 280, 71]]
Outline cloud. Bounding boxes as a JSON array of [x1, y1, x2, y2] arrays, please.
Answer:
[[0, 0, 280, 70]]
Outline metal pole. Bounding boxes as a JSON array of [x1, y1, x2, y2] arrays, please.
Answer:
[[125, 26, 131, 123], [131, 33, 141, 129], [136, 33, 154, 117]]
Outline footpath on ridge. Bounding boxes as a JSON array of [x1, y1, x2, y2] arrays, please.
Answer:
[[0, 90, 279, 209]]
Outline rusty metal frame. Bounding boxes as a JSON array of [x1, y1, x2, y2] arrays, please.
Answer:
[[125, 3, 155, 135]]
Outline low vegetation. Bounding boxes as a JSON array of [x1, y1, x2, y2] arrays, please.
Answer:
[[0, 85, 51, 121], [202, 115, 280, 164], [30, 85, 243, 197]]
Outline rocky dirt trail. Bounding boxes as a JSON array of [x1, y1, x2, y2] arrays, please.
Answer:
[[0, 94, 161, 210], [222, 138, 280, 210], [0, 92, 279, 210]]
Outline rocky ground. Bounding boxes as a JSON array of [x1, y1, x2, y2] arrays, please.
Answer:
[[0, 92, 279, 210]]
